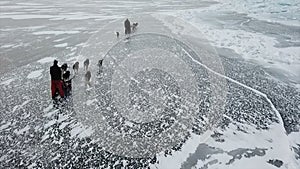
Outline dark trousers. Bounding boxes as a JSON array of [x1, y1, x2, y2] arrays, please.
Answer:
[[125, 27, 131, 35]]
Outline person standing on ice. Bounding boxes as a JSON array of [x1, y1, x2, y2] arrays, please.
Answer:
[[50, 60, 64, 99], [124, 18, 131, 35]]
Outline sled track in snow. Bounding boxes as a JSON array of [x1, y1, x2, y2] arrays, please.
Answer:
[[184, 48, 285, 128]]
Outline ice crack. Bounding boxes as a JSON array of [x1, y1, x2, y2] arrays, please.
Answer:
[[187, 54, 285, 128]]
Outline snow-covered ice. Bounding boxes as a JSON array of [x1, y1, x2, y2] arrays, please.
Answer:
[[0, 0, 299, 168], [32, 31, 80, 36], [0, 78, 15, 86], [54, 43, 68, 48], [26, 69, 44, 79], [37, 57, 57, 64]]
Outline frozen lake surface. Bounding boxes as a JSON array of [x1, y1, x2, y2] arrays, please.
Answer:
[[0, 0, 299, 168]]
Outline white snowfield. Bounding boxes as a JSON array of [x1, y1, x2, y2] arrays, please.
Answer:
[[214, 0, 300, 27], [0, 0, 299, 169]]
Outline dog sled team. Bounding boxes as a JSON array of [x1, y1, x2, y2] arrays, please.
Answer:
[[50, 58, 99, 101], [50, 18, 138, 101], [116, 18, 138, 39]]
